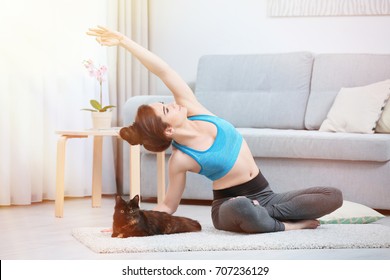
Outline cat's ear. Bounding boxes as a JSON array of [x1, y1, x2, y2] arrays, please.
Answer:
[[115, 195, 124, 204], [132, 195, 140, 206]]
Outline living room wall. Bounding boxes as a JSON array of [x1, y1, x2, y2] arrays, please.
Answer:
[[148, 0, 390, 94]]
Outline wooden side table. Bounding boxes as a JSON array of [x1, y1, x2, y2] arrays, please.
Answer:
[[54, 129, 166, 217]]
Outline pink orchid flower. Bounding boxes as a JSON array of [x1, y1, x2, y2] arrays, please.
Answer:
[[82, 59, 115, 112]]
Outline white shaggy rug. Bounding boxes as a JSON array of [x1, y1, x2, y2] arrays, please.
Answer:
[[72, 224, 390, 254]]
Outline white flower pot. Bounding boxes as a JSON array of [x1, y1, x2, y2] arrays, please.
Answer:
[[91, 111, 112, 129]]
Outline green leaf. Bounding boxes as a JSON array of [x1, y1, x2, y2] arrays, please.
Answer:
[[100, 105, 116, 112], [81, 108, 98, 112], [90, 99, 102, 110]]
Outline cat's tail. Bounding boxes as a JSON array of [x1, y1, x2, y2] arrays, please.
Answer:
[[172, 217, 202, 233], [186, 218, 202, 232]]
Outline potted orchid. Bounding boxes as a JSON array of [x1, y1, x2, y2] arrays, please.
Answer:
[[82, 59, 115, 129]]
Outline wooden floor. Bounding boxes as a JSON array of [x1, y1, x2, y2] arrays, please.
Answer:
[[1, 196, 390, 260]]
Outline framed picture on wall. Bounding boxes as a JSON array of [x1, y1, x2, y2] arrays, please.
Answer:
[[268, 0, 390, 17]]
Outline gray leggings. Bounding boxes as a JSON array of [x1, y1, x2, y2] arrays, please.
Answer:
[[211, 170, 343, 233]]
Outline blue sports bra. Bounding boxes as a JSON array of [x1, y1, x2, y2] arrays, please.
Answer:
[[172, 115, 243, 181]]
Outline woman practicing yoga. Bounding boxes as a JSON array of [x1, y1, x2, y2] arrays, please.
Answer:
[[87, 26, 343, 233]]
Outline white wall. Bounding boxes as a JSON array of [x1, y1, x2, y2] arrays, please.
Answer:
[[148, 0, 390, 94]]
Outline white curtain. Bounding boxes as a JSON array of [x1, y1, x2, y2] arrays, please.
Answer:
[[0, 0, 116, 205], [107, 0, 150, 190]]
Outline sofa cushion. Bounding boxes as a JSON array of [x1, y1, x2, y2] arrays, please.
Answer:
[[319, 80, 390, 133], [141, 128, 390, 162], [238, 128, 390, 162], [305, 54, 390, 130], [195, 52, 313, 129], [376, 98, 390, 133]]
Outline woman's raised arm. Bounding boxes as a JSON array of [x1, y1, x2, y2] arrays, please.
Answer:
[[87, 26, 206, 113]]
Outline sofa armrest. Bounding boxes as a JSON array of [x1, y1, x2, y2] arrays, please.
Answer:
[[122, 95, 174, 125]]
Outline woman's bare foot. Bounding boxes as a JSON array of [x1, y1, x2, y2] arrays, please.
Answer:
[[283, 220, 320, 231]]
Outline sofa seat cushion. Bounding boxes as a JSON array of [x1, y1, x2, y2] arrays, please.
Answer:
[[238, 128, 390, 162]]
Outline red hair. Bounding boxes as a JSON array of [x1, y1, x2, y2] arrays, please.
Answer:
[[120, 105, 172, 152]]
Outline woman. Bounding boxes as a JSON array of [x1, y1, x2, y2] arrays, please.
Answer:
[[87, 26, 343, 233]]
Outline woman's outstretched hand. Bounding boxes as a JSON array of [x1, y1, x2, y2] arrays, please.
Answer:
[[87, 26, 124, 46]]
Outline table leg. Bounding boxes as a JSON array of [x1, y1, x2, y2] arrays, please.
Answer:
[[129, 145, 141, 201], [55, 136, 68, 218], [157, 151, 166, 203], [92, 136, 103, 207]]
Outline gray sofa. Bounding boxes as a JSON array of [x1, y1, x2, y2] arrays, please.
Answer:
[[122, 52, 390, 210]]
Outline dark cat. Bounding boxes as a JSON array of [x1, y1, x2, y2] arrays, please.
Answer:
[[112, 195, 202, 238]]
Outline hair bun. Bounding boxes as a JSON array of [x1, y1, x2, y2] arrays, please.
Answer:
[[120, 124, 142, 145]]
